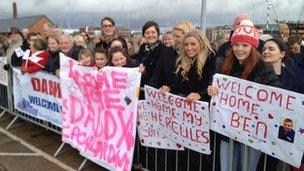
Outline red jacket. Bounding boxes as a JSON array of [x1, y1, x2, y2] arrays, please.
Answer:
[[21, 51, 49, 73]]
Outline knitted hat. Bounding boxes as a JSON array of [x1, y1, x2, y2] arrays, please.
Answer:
[[231, 19, 259, 48]]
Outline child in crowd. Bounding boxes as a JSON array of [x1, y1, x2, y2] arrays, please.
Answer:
[[108, 46, 145, 72], [94, 47, 108, 70], [78, 49, 94, 67], [109, 37, 129, 54], [108, 46, 135, 67]]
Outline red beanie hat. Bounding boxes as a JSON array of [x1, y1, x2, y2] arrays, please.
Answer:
[[231, 19, 259, 48]]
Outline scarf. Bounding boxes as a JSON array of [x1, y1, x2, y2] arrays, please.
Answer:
[[141, 40, 161, 63]]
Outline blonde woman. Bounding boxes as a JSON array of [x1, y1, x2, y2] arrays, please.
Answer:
[[130, 35, 145, 56], [148, 20, 196, 88], [161, 30, 216, 170], [172, 20, 196, 51], [163, 30, 215, 101], [74, 35, 87, 49]]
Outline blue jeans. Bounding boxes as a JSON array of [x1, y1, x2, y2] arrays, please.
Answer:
[[220, 140, 261, 171]]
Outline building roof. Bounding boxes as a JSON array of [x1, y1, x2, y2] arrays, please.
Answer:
[[0, 15, 53, 33]]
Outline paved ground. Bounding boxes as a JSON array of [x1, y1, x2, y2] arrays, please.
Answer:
[[0, 110, 107, 171]]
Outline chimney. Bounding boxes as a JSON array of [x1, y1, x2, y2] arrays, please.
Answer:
[[13, 2, 17, 19]]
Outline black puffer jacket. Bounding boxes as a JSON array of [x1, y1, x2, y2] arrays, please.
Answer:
[[43, 50, 60, 74], [11, 39, 30, 67], [147, 47, 178, 88], [170, 54, 216, 102], [64, 45, 82, 61], [228, 59, 281, 88], [132, 41, 167, 87], [278, 64, 299, 93]]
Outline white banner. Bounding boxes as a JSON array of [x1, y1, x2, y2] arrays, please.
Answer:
[[0, 57, 8, 86], [60, 53, 141, 171], [210, 74, 304, 167], [137, 100, 184, 150], [13, 68, 62, 127], [144, 85, 211, 154]]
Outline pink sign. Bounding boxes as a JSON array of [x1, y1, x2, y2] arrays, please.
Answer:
[[60, 54, 141, 171]]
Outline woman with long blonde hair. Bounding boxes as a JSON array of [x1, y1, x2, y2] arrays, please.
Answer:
[[148, 20, 196, 88], [161, 29, 216, 170], [176, 30, 213, 81], [162, 29, 215, 101]]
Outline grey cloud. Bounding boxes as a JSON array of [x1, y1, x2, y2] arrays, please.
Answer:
[[0, 0, 303, 30]]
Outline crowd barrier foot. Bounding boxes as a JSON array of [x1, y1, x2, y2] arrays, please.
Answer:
[[5, 115, 19, 130], [0, 110, 9, 122], [0, 110, 6, 119], [78, 158, 92, 171], [53, 142, 71, 157], [54, 142, 65, 157]]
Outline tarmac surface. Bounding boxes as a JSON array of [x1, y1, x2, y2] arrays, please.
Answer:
[[0, 110, 107, 171]]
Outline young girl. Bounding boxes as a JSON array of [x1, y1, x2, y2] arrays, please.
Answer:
[[108, 46, 144, 72], [78, 49, 94, 67], [108, 46, 135, 67], [207, 20, 281, 171], [44, 35, 60, 75], [94, 47, 108, 70], [109, 37, 129, 54]]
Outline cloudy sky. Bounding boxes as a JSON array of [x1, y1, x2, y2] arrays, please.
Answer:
[[0, 0, 303, 30]]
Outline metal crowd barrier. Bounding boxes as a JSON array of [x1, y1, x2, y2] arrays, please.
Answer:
[[0, 84, 9, 120], [0, 67, 291, 171]]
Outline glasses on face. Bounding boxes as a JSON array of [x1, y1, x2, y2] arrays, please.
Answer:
[[102, 24, 113, 28]]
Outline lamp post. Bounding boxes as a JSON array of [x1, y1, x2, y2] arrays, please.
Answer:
[[200, 0, 207, 34]]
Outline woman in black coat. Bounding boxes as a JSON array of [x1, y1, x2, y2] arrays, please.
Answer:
[[148, 20, 196, 89], [262, 38, 299, 92], [131, 21, 166, 90], [161, 30, 216, 171], [257, 38, 300, 170]]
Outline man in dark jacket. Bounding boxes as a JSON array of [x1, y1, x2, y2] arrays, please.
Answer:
[[278, 118, 295, 143], [11, 32, 38, 67], [60, 34, 81, 60], [287, 34, 304, 93], [287, 34, 304, 57], [52, 34, 81, 76]]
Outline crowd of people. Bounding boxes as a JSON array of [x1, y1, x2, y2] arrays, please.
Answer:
[[0, 13, 304, 171]]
